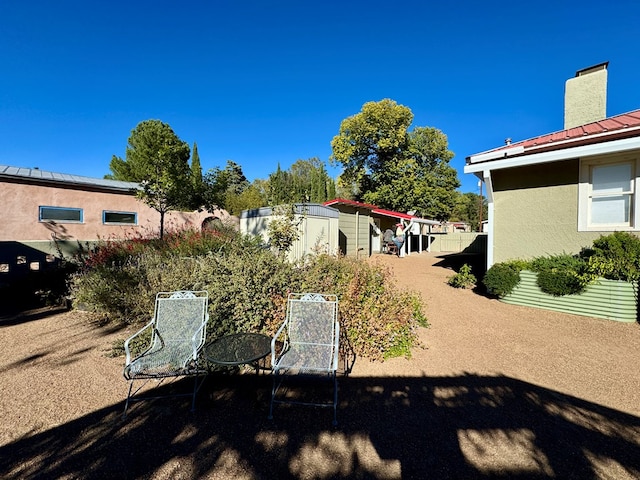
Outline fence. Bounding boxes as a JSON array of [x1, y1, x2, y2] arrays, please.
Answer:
[[427, 233, 487, 254]]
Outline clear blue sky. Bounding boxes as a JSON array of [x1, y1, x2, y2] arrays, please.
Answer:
[[2, 1, 640, 194]]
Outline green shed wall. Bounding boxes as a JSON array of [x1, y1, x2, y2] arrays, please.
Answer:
[[336, 207, 371, 258]]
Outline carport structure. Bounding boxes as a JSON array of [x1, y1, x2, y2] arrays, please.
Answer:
[[323, 199, 440, 257]]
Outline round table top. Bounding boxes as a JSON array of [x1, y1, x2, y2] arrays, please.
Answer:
[[204, 332, 271, 366]]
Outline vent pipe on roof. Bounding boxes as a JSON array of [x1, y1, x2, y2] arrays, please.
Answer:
[[564, 61, 608, 130]]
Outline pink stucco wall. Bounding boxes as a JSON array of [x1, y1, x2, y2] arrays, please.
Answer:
[[0, 181, 227, 242]]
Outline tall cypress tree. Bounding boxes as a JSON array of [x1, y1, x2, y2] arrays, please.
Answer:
[[189, 142, 204, 209]]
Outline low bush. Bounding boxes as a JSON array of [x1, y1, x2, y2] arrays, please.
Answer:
[[482, 261, 523, 297], [447, 264, 476, 289], [580, 231, 640, 282], [70, 227, 427, 361], [529, 253, 589, 296], [303, 255, 428, 360]]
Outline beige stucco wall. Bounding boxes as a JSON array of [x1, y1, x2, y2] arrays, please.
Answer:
[[492, 160, 602, 263], [564, 66, 607, 130]]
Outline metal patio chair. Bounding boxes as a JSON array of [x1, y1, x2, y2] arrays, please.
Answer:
[[123, 290, 209, 417], [268, 292, 340, 426]]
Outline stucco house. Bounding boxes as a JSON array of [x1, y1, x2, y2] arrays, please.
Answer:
[[0, 165, 226, 279], [464, 63, 640, 267]]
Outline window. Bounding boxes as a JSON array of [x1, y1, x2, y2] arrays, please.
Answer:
[[103, 210, 137, 225], [579, 157, 640, 231], [39, 206, 83, 223]]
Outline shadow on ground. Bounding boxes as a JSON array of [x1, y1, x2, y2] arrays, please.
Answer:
[[1, 373, 639, 479]]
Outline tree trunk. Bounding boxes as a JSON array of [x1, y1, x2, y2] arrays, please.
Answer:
[[159, 210, 165, 239]]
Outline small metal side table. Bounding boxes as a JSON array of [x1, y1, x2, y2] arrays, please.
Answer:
[[204, 332, 271, 373]]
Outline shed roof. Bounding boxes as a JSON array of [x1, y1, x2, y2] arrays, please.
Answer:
[[323, 198, 439, 225], [241, 203, 339, 219], [0, 165, 139, 193]]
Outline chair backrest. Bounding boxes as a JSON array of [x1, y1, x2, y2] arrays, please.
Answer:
[[286, 293, 338, 346], [153, 291, 209, 349]]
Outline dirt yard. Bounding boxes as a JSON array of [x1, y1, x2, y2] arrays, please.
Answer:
[[1, 252, 639, 479]]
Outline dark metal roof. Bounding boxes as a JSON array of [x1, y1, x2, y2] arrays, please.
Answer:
[[241, 203, 339, 219], [0, 165, 139, 192]]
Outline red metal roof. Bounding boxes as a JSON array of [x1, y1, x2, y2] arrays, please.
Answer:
[[323, 198, 438, 223], [468, 109, 640, 163], [323, 198, 379, 210]]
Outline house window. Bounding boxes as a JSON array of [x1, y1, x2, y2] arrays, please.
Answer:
[[39, 206, 83, 223], [579, 158, 640, 231], [103, 211, 137, 225]]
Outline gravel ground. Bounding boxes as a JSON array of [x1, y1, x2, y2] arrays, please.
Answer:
[[1, 252, 639, 479]]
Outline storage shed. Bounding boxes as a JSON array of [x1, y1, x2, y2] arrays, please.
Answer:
[[240, 204, 339, 261]]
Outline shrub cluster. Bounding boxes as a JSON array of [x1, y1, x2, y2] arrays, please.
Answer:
[[447, 263, 477, 289], [482, 261, 524, 297], [70, 227, 427, 361], [482, 232, 640, 297], [580, 231, 640, 282]]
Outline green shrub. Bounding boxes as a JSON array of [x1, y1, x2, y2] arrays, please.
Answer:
[[447, 264, 477, 289], [482, 261, 523, 297], [302, 254, 427, 360], [69, 227, 427, 361], [529, 253, 589, 296], [535, 269, 584, 296], [580, 231, 640, 282]]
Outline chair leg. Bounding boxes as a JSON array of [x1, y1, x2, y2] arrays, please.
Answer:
[[123, 380, 135, 419], [268, 371, 278, 420], [191, 373, 199, 412], [332, 372, 338, 427]]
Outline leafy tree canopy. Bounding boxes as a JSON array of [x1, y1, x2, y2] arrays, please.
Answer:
[[267, 158, 336, 205], [109, 119, 191, 238], [202, 160, 250, 211], [330, 99, 460, 220], [451, 191, 487, 232]]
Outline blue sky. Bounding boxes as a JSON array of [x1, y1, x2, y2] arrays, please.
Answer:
[[2, 1, 640, 194]]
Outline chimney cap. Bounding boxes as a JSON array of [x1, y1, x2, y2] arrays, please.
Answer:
[[575, 61, 609, 77]]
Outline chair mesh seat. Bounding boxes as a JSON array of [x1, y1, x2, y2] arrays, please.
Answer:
[[125, 344, 195, 378], [275, 344, 335, 372]]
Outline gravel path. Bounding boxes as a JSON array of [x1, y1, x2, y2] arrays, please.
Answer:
[[1, 252, 639, 479]]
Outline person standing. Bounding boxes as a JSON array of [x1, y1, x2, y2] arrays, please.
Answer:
[[393, 223, 405, 255]]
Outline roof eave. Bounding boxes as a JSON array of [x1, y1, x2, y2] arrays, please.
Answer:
[[464, 135, 640, 174]]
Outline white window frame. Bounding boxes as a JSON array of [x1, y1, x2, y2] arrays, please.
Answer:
[[103, 210, 138, 225], [578, 155, 640, 231], [39, 206, 83, 223]]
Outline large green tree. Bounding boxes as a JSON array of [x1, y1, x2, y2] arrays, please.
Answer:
[[267, 158, 336, 205], [109, 119, 191, 238], [330, 99, 460, 220], [202, 160, 250, 212], [451, 191, 488, 232]]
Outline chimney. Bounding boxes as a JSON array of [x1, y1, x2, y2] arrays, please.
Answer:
[[564, 62, 608, 130]]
